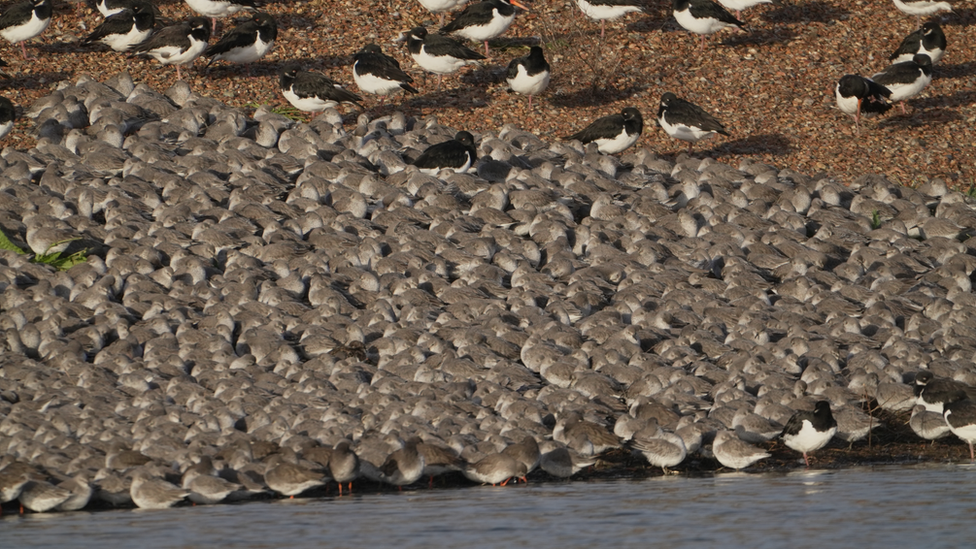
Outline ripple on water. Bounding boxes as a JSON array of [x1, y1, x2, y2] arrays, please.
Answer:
[[4, 465, 976, 549]]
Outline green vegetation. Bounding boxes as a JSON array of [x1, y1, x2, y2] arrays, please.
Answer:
[[245, 103, 305, 122], [0, 229, 88, 271], [871, 210, 882, 230]]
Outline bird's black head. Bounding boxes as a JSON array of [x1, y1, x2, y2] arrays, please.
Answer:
[[945, 389, 970, 405], [253, 13, 277, 28], [912, 53, 932, 67], [922, 21, 940, 34], [813, 401, 832, 416], [409, 27, 428, 41], [188, 16, 212, 41], [621, 107, 642, 121], [279, 63, 301, 86], [659, 93, 677, 115], [455, 131, 475, 147], [360, 44, 383, 55], [528, 45, 545, 59], [915, 371, 933, 385]]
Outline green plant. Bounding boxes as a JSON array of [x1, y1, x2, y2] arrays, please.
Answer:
[[245, 103, 306, 122], [0, 229, 88, 271], [871, 210, 882, 230]]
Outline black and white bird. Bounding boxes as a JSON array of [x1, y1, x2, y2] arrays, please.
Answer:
[[83, 1, 154, 52], [892, 0, 952, 23], [417, 0, 470, 26], [131, 16, 211, 80], [914, 371, 976, 414], [0, 96, 15, 140], [404, 26, 485, 90], [944, 396, 976, 463], [439, 0, 529, 57], [352, 44, 418, 105], [412, 131, 478, 175], [204, 12, 276, 70], [567, 107, 644, 154], [890, 21, 946, 65], [574, 0, 645, 39], [780, 401, 837, 467], [716, 0, 774, 20], [0, 0, 52, 59], [280, 64, 363, 117], [184, 0, 257, 33], [834, 74, 892, 133], [871, 53, 933, 115], [672, 0, 743, 52], [506, 45, 549, 109], [89, 0, 135, 18], [657, 92, 729, 152]]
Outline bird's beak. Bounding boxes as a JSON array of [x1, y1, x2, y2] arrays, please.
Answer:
[[511, 0, 530, 10]]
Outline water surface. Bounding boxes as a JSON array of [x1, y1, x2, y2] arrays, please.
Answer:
[[4, 464, 975, 548]]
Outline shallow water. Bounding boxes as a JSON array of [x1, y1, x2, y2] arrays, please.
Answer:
[[4, 464, 976, 548]]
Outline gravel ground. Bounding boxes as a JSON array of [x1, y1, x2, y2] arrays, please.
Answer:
[[0, 0, 974, 186]]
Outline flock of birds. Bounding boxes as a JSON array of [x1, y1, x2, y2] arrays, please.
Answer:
[[0, 0, 968, 516], [0, 0, 957, 153], [5, 370, 976, 512]]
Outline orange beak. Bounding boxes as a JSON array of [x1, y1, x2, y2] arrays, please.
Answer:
[[511, 0, 530, 10]]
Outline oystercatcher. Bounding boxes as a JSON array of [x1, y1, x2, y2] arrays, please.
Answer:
[[893, 0, 952, 24], [89, 0, 134, 17], [567, 107, 644, 154], [914, 371, 976, 414], [506, 45, 550, 109], [412, 131, 478, 175], [280, 64, 363, 117], [657, 92, 729, 152], [574, 0, 645, 39], [889, 21, 946, 64], [417, 0, 470, 26], [352, 44, 419, 105], [944, 396, 976, 463], [204, 12, 277, 71], [0, 0, 52, 59], [780, 401, 837, 467], [834, 74, 892, 132], [871, 53, 933, 114], [0, 96, 14, 140], [404, 26, 485, 90], [439, 0, 529, 57], [184, 0, 257, 33], [83, 1, 154, 52], [716, 0, 775, 19], [130, 16, 211, 80], [672, 0, 743, 52]]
